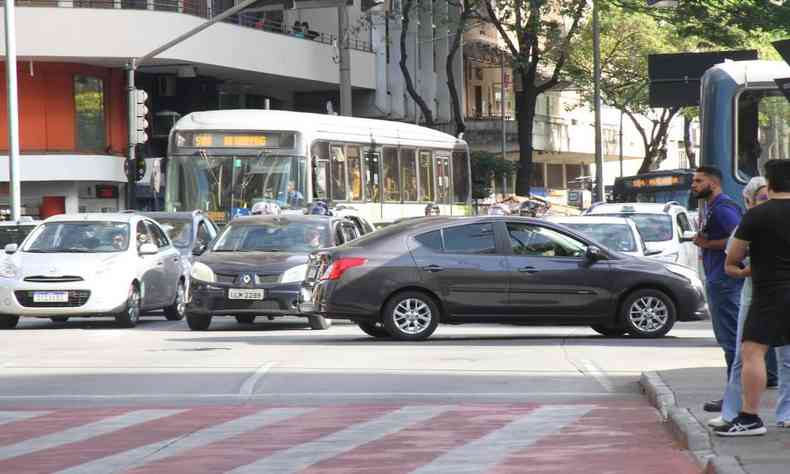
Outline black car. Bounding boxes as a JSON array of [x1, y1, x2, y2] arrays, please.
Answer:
[[300, 216, 708, 340], [186, 214, 368, 331], [140, 211, 219, 262]]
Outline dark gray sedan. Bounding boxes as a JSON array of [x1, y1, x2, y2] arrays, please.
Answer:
[[300, 216, 708, 340]]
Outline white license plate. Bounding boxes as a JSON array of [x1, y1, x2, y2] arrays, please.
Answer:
[[228, 288, 265, 300], [32, 291, 69, 303]]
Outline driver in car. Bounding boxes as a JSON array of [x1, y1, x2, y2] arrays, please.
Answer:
[[303, 227, 322, 249], [111, 231, 127, 250]]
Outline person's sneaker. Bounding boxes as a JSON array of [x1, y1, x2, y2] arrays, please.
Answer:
[[707, 416, 728, 428], [703, 399, 723, 412], [714, 414, 767, 437]]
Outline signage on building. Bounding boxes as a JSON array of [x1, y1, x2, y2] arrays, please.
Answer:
[[95, 185, 119, 199]]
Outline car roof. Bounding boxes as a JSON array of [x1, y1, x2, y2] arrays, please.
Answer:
[[42, 213, 138, 224], [228, 214, 337, 225], [586, 202, 684, 215], [0, 220, 40, 227], [139, 211, 202, 221], [546, 216, 636, 226]]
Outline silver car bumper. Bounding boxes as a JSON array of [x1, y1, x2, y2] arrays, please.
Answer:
[[0, 280, 129, 317]]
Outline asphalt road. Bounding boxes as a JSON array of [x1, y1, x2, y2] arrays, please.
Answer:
[[0, 317, 718, 472]]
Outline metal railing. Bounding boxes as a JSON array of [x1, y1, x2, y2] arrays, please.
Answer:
[[10, 0, 373, 52]]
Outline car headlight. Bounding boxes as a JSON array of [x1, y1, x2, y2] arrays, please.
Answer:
[[280, 264, 308, 284], [665, 263, 701, 286], [190, 262, 216, 283], [0, 262, 18, 279]]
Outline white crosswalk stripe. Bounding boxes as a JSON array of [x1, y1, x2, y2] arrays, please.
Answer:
[[0, 411, 50, 427], [227, 405, 452, 474], [411, 405, 595, 474], [55, 407, 313, 474], [0, 409, 183, 462]]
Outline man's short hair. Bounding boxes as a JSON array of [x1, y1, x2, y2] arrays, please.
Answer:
[[765, 160, 790, 193], [696, 166, 723, 182]]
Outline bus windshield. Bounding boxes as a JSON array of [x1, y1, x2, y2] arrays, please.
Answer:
[[165, 153, 307, 224], [737, 89, 790, 181]]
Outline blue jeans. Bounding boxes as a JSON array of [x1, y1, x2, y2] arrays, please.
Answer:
[[722, 278, 790, 422], [706, 277, 744, 380]]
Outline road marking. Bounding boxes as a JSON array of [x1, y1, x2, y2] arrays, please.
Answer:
[[227, 405, 451, 474], [56, 407, 312, 474], [580, 358, 616, 393], [0, 409, 183, 462], [411, 405, 594, 473], [0, 411, 49, 427], [0, 392, 628, 400], [238, 362, 275, 396]]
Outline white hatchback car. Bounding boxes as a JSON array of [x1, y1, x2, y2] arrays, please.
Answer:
[[0, 213, 188, 329], [583, 202, 699, 269], [546, 216, 658, 258]]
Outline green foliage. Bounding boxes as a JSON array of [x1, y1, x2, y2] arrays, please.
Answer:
[[470, 150, 517, 199]]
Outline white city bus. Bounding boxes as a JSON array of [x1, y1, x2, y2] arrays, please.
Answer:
[[165, 110, 472, 225]]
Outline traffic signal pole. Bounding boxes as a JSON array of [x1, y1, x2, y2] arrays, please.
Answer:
[[124, 0, 263, 209]]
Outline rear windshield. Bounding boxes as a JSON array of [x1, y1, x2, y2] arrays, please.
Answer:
[[561, 223, 637, 253]]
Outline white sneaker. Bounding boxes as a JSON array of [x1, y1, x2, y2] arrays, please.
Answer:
[[708, 416, 728, 428]]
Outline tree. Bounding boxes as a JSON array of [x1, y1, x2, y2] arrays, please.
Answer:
[[470, 150, 517, 200], [566, 4, 685, 173], [484, 0, 588, 196]]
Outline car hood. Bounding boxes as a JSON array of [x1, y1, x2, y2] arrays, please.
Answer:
[[197, 251, 308, 274], [11, 252, 127, 277]]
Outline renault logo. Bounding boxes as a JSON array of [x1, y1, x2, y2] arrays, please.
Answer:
[[240, 273, 253, 285]]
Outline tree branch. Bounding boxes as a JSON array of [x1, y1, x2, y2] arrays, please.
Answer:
[[399, 0, 434, 124], [537, 0, 587, 94], [484, 0, 519, 57]]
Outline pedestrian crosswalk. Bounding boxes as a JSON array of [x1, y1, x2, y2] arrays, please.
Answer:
[[0, 404, 698, 473]]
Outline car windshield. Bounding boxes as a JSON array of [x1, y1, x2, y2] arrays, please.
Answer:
[[0, 225, 36, 248], [212, 220, 330, 253], [597, 213, 673, 242], [561, 223, 637, 253], [156, 219, 193, 248], [23, 222, 131, 253]]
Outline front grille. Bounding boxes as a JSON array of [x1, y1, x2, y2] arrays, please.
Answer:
[[217, 298, 283, 311], [14, 290, 91, 308], [215, 272, 281, 285], [24, 276, 84, 283]]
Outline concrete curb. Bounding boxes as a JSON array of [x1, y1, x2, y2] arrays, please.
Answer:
[[640, 371, 747, 474]]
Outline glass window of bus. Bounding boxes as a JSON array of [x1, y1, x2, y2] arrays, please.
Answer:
[[452, 150, 470, 203], [401, 149, 418, 202], [435, 152, 450, 205], [331, 145, 347, 201], [347, 145, 363, 201], [737, 90, 790, 182], [383, 147, 401, 202], [419, 150, 435, 202], [311, 141, 330, 200], [364, 150, 380, 202]]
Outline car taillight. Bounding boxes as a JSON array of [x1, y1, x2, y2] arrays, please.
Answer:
[[321, 257, 367, 281]]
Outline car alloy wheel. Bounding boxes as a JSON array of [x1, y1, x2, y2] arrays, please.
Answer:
[[620, 289, 676, 338], [164, 282, 186, 321], [116, 284, 141, 328], [382, 291, 439, 341]]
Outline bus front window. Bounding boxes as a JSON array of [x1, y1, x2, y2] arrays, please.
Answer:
[[737, 90, 790, 181], [166, 153, 307, 224]]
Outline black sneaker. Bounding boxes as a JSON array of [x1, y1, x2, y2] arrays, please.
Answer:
[[714, 414, 767, 437], [703, 399, 723, 412]]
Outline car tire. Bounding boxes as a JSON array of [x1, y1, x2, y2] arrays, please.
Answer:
[[0, 316, 19, 329], [236, 315, 256, 324], [589, 324, 627, 337], [357, 321, 391, 338], [381, 291, 440, 341], [163, 282, 186, 321], [186, 313, 212, 331], [50, 317, 70, 323], [308, 315, 332, 330], [115, 284, 141, 328], [620, 289, 676, 338]]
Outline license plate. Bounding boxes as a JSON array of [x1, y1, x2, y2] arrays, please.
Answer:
[[228, 288, 265, 300], [32, 291, 69, 303], [306, 266, 319, 281]]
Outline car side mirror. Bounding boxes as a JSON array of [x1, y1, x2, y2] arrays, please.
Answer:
[[138, 243, 158, 256], [644, 249, 663, 257], [192, 242, 207, 256], [680, 230, 696, 243], [4, 243, 18, 255], [585, 245, 606, 261]]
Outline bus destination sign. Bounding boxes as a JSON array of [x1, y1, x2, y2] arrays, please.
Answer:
[[626, 175, 682, 188], [176, 131, 296, 150]]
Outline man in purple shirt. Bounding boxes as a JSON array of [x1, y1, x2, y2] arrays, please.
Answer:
[[691, 166, 743, 413]]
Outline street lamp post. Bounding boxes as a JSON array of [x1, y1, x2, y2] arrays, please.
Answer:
[[4, 0, 21, 221], [592, 0, 604, 202]]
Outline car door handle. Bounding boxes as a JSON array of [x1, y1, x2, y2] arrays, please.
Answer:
[[518, 266, 539, 274], [422, 264, 444, 273]]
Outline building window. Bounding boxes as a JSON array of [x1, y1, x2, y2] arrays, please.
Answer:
[[74, 75, 106, 152]]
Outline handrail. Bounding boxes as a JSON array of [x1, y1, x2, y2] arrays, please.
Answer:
[[8, 0, 373, 52]]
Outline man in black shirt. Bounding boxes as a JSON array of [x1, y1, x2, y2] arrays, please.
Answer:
[[717, 160, 790, 436]]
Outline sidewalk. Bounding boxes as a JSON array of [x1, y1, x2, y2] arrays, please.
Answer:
[[641, 367, 789, 474]]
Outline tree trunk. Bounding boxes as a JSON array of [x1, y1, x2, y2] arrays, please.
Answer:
[[683, 114, 697, 169], [515, 82, 538, 196], [399, 0, 434, 125], [447, 5, 467, 137]]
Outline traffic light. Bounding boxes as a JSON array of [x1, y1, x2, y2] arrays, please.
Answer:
[[123, 156, 146, 182], [134, 89, 149, 144]]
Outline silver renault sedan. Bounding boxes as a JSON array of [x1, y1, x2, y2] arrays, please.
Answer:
[[0, 213, 187, 328]]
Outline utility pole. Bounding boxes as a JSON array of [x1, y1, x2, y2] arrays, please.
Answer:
[[4, 0, 21, 221], [501, 52, 506, 187], [337, 2, 352, 116], [592, 0, 604, 202]]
